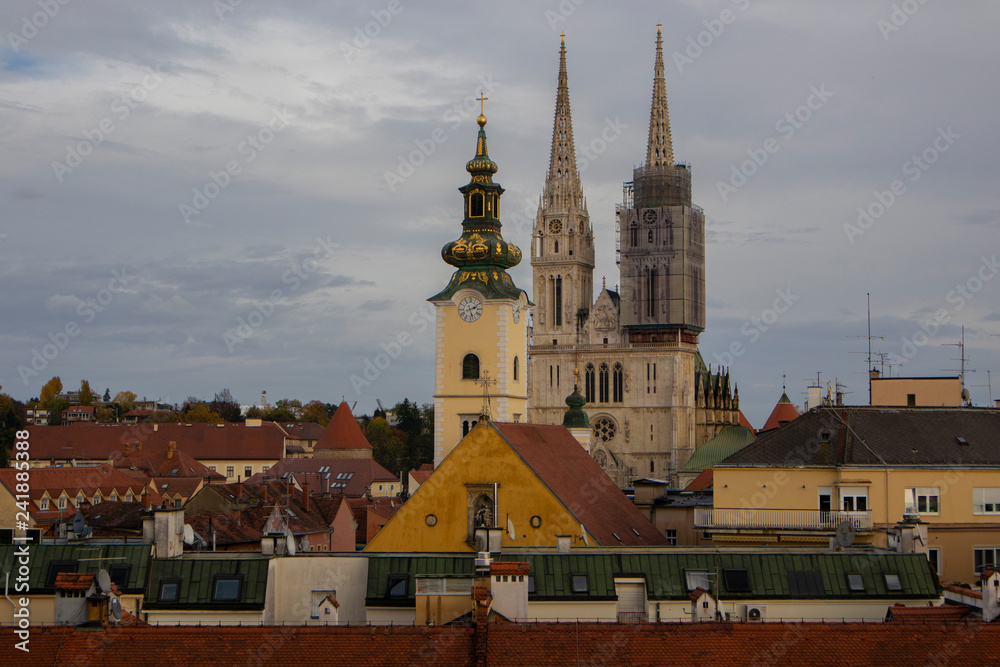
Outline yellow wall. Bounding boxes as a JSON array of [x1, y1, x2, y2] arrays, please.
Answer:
[[871, 377, 961, 406], [713, 465, 1000, 584], [366, 422, 593, 552], [433, 289, 528, 465]]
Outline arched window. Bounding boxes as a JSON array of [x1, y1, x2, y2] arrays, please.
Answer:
[[470, 193, 484, 217], [599, 363, 609, 403], [513, 356, 519, 382], [462, 353, 480, 380], [613, 363, 623, 402], [585, 363, 595, 404], [630, 220, 638, 247], [463, 420, 470, 436]]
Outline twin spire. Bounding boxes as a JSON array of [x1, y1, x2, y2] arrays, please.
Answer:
[[544, 33, 584, 211], [646, 23, 675, 168]]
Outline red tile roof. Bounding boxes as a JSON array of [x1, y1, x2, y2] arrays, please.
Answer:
[[118, 447, 224, 481], [888, 604, 971, 622], [249, 457, 396, 497], [0, 464, 162, 519], [4, 622, 1000, 666], [315, 402, 371, 451], [738, 411, 754, 431], [489, 562, 529, 576], [944, 585, 983, 600], [493, 423, 668, 547], [759, 392, 801, 433], [54, 572, 94, 591], [684, 469, 713, 492], [25, 422, 287, 463]]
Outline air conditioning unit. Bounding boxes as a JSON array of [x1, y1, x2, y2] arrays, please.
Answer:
[[746, 605, 767, 622], [475, 551, 491, 570]]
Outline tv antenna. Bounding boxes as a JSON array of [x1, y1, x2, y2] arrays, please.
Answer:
[[942, 325, 974, 394], [971, 370, 993, 405], [848, 293, 883, 403]]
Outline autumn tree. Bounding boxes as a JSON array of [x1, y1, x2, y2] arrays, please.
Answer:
[[245, 406, 265, 419], [39, 377, 62, 406], [113, 391, 137, 414], [183, 402, 224, 423], [0, 386, 25, 467], [301, 400, 330, 426], [78, 380, 94, 406], [210, 389, 242, 422], [266, 399, 302, 423]]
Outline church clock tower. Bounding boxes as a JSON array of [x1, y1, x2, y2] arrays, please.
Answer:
[[429, 104, 531, 466]]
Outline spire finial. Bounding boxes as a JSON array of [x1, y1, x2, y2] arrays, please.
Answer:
[[476, 93, 488, 127], [561, 32, 565, 46], [646, 24, 674, 167]]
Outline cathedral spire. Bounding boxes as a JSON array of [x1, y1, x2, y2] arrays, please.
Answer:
[[544, 33, 583, 211], [645, 23, 674, 168]]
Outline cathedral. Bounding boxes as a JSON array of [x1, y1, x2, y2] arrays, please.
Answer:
[[430, 28, 740, 486], [526, 28, 740, 488]]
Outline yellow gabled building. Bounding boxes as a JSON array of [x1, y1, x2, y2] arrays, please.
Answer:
[[428, 108, 531, 466], [365, 421, 667, 552]]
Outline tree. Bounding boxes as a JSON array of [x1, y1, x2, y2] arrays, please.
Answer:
[[245, 406, 265, 419], [366, 416, 408, 475], [103, 388, 111, 402], [47, 398, 69, 426], [0, 387, 25, 467], [182, 403, 224, 423], [113, 391, 137, 414], [266, 398, 302, 423], [95, 406, 115, 423], [39, 377, 62, 406], [210, 389, 242, 422], [78, 380, 94, 406], [301, 400, 330, 426]]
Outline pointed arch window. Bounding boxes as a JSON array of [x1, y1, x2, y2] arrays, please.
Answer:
[[613, 363, 623, 403], [470, 192, 484, 217], [462, 353, 480, 380], [630, 221, 639, 247], [513, 356, 519, 382], [599, 363, 610, 403], [584, 364, 595, 404], [554, 277, 563, 327]]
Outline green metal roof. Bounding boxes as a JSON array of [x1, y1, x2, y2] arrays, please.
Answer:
[[680, 425, 756, 474], [143, 557, 269, 610], [365, 555, 474, 607], [497, 552, 940, 601], [0, 544, 151, 594]]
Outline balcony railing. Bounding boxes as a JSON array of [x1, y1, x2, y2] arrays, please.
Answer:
[[694, 508, 874, 532]]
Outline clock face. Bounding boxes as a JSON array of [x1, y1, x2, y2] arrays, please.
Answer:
[[643, 209, 657, 225], [548, 219, 563, 234], [458, 296, 483, 322], [512, 305, 520, 323]]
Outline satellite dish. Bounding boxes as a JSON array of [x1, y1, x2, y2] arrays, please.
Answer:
[[507, 519, 516, 540], [835, 520, 856, 548], [110, 598, 122, 621], [72, 512, 86, 536], [285, 534, 296, 556], [962, 388, 971, 402], [183, 524, 195, 545], [580, 523, 589, 547], [97, 569, 111, 594]]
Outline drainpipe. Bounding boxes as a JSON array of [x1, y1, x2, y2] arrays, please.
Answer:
[[4, 572, 17, 610]]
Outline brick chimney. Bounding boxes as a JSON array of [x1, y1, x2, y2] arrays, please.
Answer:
[[137, 441, 143, 452], [167, 441, 176, 459], [262, 483, 268, 502], [123, 442, 130, 456], [302, 480, 310, 513]]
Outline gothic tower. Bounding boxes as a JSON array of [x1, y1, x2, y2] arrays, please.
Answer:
[[429, 106, 531, 466], [618, 24, 706, 339], [531, 35, 595, 347]]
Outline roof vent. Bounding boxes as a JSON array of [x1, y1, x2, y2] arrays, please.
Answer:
[[956, 437, 969, 446], [819, 431, 832, 442]]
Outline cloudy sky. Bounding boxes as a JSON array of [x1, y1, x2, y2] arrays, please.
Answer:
[[1, 0, 998, 427]]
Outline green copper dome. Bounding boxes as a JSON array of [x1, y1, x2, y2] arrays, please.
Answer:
[[430, 113, 526, 302], [563, 383, 589, 429]]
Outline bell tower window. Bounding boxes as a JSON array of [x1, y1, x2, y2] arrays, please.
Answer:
[[462, 353, 480, 379], [470, 192, 485, 217]]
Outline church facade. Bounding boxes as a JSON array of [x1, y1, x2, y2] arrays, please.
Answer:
[[527, 30, 740, 488]]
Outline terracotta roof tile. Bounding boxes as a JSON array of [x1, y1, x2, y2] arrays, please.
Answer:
[[315, 402, 372, 451], [759, 392, 801, 433], [54, 572, 94, 591], [944, 585, 983, 600], [684, 469, 713, 492], [493, 423, 667, 547], [888, 604, 971, 622], [489, 562, 529, 576]]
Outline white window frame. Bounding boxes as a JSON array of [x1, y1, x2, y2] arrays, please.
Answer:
[[839, 486, 869, 512], [974, 547, 1000, 573], [904, 487, 940, 515], [973, 488, 1000, 514], [39, 497, 49, 510]]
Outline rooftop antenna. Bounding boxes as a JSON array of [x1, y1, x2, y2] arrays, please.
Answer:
[[942, 325, 974, 399], [971, 370, 993, 405], [848, 293, 883, 404]]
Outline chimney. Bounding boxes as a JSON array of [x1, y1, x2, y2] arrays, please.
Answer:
[[167, 441, 176, 459], [302, 481, 310, 513], [137, 441, 143, 452], [262, 484, 268, 502], [123, 442, 130, 456]]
